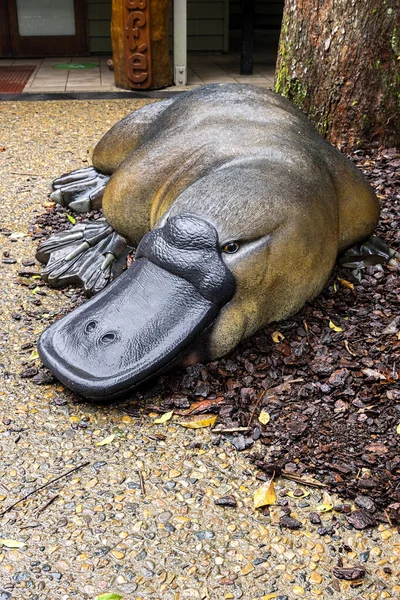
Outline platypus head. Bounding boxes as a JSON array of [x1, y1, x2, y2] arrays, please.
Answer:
[[38, 213, 235, 399], [38, 159, 339, 400]]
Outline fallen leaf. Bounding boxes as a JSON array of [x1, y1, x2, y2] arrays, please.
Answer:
[[287, 490, 310, 499], [338, 278, 354, 290], [178, 415, 217, 429], [10, 231, 27, 240], [0, 539, 25, 548], [254, 478, 277, 508], [344, 340, 357, 356], [329, 320, 343, 332], [0, 147, 6, 152], [317, 490, 334, 513], [362, 368, 388, 380], [271, 331, 285, 343], [153, 410, 174, 424], [397, 423, 400, 434], [258, 410, 270, 425], [317, 502, 333, 513], [28, 350, 39, 361], [67, 214, 76, 224], [95, 594, 124, 600], [95, 434, 115, 446], [181, 397, 225, 415]]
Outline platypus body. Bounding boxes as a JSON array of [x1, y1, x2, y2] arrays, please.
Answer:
[[37, 84, 379, 400]]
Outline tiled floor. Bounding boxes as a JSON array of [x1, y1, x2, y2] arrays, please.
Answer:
[[0, 53, 275, 93]]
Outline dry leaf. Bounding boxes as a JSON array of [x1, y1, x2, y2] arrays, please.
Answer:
[[362, 368, 387, 380], [95, 434, 115, 446], [317, 490, 333, 512], [329, 320, 343, 332], [28, 350, 39, 361], [338, 278, 354, 290], [271, 331, 285, 343], [287, 490, 310, 499], [258, 410, 271, 425], [344, 340, 357, 356], [0, 539, 25, 548], [153, 410, 174, 424], [178, 415, 217, 429], [254, 478, 277, 508]]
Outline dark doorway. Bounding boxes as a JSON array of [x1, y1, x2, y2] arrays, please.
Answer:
[[230, 0, 284, 73], [0, 0, 88, 57]]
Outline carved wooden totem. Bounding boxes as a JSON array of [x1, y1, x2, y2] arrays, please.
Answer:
[[111, 0, 172, 90]]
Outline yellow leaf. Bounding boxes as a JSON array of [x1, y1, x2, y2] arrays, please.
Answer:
[[0, 539, 25, 548], [338, 278, 354, 290], [28, 350, 39, 361], [287, 490, 310, 499], [153, 410, 174, 424], [254, 478, 277, 508], [316, 502, 333, 513], [329, 320, 343, 332], [316, 491, 333, 513], [271, 330, 285, 343], [397, 423, 400, 434], [258, 410, 271, 425], [95, 434, 115, 446], [178, 415, 217, 429]]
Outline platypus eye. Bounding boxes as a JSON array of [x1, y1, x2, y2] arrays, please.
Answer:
[[222, 241, 240, 254]]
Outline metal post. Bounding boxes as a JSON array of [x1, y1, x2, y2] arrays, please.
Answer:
[[240, 0, 255, 75], [173, 0, 187, 85]]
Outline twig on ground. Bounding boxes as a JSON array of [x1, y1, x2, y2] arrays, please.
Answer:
[[36, 494, 60, 516], [0, 461, 90, 518], [137, 470, 146, 495]]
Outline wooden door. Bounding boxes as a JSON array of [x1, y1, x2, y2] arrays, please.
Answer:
[[1, 0, 88, 57]]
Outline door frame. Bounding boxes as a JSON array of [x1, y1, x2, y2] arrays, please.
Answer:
[[0, 2, 11, 56], [0, 0, 88, 58]]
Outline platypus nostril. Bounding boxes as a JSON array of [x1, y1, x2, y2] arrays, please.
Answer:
[[85, 321, 97, 333], [100, 332, 116, 345]]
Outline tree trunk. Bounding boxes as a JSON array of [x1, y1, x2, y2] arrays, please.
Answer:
[[111, 0, 172, 90], [275, 0, 400, 149]]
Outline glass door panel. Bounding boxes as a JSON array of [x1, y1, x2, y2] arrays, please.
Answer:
[[16, 0, 76, 37]]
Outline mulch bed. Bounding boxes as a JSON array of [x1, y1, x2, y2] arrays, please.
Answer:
[[24, 146, 400, 527]]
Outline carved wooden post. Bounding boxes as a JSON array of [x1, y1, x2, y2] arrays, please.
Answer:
[[112, 0, 172, 90]]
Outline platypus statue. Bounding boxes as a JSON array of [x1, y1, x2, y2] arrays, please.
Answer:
[[37, 84, 380, 400]]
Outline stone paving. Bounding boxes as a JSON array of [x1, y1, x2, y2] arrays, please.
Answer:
[[0, 54, 275, 94], [0, 99, 399, 600]]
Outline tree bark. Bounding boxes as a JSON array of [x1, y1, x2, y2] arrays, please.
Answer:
[[275, 0, 400, 149]]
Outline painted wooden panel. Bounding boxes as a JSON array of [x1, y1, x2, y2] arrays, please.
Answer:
[[87, 0, 112, 54]]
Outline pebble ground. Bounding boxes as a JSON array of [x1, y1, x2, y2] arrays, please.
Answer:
[[0, 99, 399, 600]]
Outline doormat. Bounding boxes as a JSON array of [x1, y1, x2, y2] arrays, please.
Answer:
[[53, 63, 98, 70], [0, 65, 36, 93]]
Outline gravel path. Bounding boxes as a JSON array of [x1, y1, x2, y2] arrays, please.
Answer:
[[0, 99, 399, 600]]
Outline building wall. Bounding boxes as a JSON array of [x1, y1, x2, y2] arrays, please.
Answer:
[[87, 0, 112, 54], [86, 0, 283, 55]]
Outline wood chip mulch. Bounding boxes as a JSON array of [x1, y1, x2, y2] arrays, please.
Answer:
[[31, 147, 400, 526]]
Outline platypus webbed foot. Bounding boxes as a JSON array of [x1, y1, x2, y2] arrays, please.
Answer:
[[339, 235, 400, 269], [50, 166, 109, 213], [36, 218, 131, 296]]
